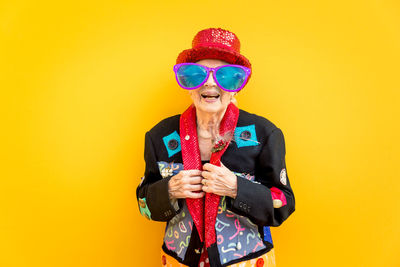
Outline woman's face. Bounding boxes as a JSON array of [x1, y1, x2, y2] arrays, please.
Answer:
[[188, 59, 236, 115]]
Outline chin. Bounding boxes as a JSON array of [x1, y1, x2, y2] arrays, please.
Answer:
[[196, 103, 225, 114]]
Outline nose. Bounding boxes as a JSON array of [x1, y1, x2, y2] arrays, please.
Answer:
[[204, 71, 217, 87]]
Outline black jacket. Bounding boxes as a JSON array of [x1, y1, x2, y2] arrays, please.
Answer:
[[136, 109, 295, 267]]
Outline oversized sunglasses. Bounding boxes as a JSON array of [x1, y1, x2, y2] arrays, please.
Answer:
[[173, 63, 251, 92]]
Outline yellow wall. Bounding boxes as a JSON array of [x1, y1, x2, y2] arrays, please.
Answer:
[[1, 1, 399, 266]]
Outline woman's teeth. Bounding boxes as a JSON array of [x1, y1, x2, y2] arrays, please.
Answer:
[[201, 94, 219, 99]]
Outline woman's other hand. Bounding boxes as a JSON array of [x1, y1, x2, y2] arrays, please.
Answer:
[[201, 163, 237, 198], [168, 170, 205, 199]]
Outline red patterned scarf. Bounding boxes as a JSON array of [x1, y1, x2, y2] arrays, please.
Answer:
[[180, 102, 239, 248]]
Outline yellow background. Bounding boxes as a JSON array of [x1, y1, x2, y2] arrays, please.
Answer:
[[1, 0, 399, 266]]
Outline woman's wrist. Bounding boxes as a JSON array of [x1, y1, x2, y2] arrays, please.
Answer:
[[167, 177, 176, 200], [229, 187, 237, 199], [227, 172, 238, 199]]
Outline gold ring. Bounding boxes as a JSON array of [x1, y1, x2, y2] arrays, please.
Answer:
[[203, 179, 207, 186]]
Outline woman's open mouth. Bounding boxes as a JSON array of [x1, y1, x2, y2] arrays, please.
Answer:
[[201, 93, 219, 103]]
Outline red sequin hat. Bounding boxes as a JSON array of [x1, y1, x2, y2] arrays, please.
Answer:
[[176, 28, 251, 70]]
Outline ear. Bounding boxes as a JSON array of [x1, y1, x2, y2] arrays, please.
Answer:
[[231, 95, 238, 105]]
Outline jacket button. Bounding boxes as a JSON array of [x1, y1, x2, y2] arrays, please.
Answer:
[[256, 258, 264, 267], [240, 130, 251, 140], [273, 199, 283, 208], [168, 139, 179, 150], [161, 255, 167, 265]]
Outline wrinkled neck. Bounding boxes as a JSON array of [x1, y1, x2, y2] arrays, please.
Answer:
[[195, 108, 227, 139]]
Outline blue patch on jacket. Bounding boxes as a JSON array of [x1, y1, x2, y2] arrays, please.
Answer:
[[162, 131, 181, 157], [234, 125, 259, 148]]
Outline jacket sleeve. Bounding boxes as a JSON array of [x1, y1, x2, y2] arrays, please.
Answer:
[[226, 128, 295, 226], [136, 131, 180, 221]]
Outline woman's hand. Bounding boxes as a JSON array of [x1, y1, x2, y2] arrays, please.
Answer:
[[201, 162, 237, 198], [168, 170, 205, 199]]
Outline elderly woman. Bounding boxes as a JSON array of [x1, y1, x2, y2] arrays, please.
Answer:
[[137, 28, 295, 267]]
